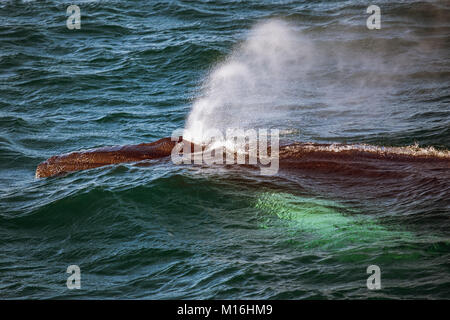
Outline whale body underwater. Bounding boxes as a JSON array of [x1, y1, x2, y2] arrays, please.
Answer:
[[35, 137, 450, 181]]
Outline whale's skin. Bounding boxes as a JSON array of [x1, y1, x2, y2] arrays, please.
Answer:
[[35, 137, 183, 178], [35, 138, 450, 179]]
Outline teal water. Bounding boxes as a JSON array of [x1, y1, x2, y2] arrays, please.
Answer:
[[0, 0, 449, 299]]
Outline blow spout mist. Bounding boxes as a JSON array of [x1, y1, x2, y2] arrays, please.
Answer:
[[183, 20, 314, 144]]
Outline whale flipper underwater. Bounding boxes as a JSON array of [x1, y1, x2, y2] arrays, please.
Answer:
[[35, 137, 450, 179]]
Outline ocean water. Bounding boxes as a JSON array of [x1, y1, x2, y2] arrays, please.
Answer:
[[0, 0, 449, 299]]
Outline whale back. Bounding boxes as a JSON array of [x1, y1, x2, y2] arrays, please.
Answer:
[[35, 137, 181, 178]]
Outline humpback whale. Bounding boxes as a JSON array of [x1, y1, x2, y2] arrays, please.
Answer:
[[35, 137, 450, 179], [35, 137, 182, 178]]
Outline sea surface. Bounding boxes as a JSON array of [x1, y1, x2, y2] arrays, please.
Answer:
[[0, 0, 449, 299]]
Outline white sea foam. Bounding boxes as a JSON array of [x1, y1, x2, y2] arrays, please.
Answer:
[[282, 142, 450, 158]]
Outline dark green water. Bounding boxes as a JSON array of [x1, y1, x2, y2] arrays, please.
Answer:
[[0, 0, 449, 299]]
